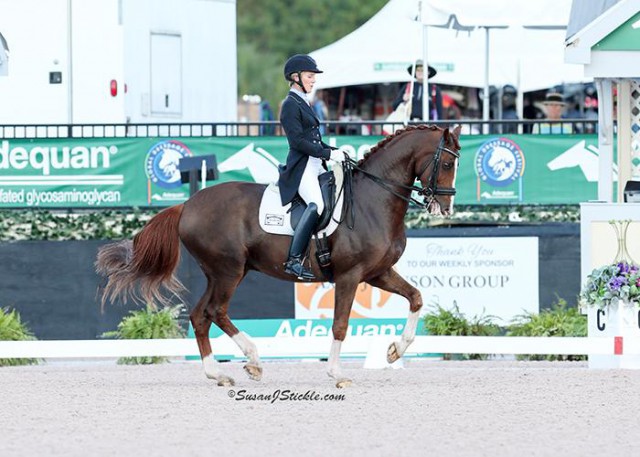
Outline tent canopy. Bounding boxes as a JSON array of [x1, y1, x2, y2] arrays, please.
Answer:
[[310, 0, 588, 92]]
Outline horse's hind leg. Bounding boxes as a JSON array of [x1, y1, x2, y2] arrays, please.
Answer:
[[190, 281, 236, 386], [194, 274, 263, 384], [367, 268, 423, 364], [213, 310, 262, 382]]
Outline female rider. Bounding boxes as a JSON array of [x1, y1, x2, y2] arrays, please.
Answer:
[[278, 54, 345, 280]]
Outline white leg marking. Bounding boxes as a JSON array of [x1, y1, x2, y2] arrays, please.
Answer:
[[396, 311, 419, 356], [202, 354, 222, 379], [327, 339, 343, 379], [232, 332, 260, 365]]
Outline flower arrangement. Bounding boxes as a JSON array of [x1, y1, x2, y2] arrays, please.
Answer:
[[580, 261, 640, 309]]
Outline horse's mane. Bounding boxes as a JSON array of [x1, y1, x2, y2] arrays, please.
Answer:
[[358, 124, 442, 166]]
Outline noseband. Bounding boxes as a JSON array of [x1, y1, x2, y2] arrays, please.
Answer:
[[416, 136, 460, 198], [344, 135, 460, 210]]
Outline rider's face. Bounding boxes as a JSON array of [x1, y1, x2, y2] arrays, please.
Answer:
[[294, 71, 316, 92]]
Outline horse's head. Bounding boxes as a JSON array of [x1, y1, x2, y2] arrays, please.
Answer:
[[414, 125, 461, 216]]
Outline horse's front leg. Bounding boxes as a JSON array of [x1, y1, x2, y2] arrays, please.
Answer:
[[328, 278, 359, 388], [367, 268, 423, 363]]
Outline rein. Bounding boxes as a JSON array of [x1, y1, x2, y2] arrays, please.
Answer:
[[344, 135, 459, 211]]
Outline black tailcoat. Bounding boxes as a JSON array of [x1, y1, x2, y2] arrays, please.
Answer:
[[278, 92, 331, 205]]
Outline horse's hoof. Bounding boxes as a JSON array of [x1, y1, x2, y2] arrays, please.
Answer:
[[387, 342, 400, 364], [244, 363, 263, 381], [217, 376, 235, 387], [336, 378, 352, 389]]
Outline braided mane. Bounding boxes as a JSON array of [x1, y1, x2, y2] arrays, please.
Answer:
[[358, 124, 442, 166]]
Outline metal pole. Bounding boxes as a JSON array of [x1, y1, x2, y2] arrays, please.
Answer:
[[418, 2, 431, 122], [482, 26, 490, 134]]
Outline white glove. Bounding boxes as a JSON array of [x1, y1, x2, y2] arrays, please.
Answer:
[[330, 150, 346, 163]]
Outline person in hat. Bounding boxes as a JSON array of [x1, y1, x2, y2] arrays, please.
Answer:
[[532, 92, 573, 134], [391, 60, 443, 121], [278, 54, 345, 280]]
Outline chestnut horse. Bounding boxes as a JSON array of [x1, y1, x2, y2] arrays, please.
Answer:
[[96, 124, 462, 388]]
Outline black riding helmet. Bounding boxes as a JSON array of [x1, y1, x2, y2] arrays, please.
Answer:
[[284, 54, 322, 93]]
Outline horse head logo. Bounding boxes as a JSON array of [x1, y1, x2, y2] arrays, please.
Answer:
[[145, 140, 192, 189], [218, 143, 280, 184], [487, 147, 516, 181], [547, 140, 618, 182]]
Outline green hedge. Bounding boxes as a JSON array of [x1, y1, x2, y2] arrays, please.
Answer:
[[0, 204, 579, 241], [423, 298, 587, 361]]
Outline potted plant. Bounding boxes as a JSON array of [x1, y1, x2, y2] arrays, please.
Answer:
[[579, 220, 640, 368], [579, 261, 640, 310]]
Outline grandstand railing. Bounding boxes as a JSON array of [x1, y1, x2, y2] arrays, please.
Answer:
[[0, 119, 598, 139]]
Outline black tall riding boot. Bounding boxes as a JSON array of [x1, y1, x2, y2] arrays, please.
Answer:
[[284, 203, 319, 280]]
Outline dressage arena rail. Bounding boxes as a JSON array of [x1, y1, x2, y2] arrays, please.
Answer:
[[1, 336, 638, 360], [0, 119, 597, 139]]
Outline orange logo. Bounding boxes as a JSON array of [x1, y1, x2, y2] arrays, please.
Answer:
[[295, 282, 393, 318]]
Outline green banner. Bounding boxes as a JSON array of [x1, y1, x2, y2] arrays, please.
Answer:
[[0, 134, 603, 207]]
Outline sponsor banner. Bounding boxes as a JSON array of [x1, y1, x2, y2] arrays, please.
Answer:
[[295, 237, 539, 323], [0, 134, 603, 207], [188, 318, 419, 338], [185, 318, 426, 359]]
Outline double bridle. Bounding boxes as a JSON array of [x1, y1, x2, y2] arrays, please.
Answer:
[[343, 135, 460, 210]]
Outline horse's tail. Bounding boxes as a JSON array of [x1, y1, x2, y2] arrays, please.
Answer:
[[96, 204, 185, 307]]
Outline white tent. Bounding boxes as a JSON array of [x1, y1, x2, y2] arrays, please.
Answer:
[[0, 31, 8, 76], [310, 0, 588, 93]]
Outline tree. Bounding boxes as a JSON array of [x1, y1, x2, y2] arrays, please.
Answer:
[[237, 0, 388, 110]]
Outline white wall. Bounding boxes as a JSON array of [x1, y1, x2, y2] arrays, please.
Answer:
[[70, 0, 126, 123], [123, 0, 237, 123], [0, 0, 71, 124], [0, 0, 237, 124]]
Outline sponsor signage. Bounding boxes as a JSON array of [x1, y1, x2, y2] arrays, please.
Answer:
[[185, 318, 422, 360], [190, 318, 415, 339], [0, 134, 604, 207], [296, 237, 539, 322]]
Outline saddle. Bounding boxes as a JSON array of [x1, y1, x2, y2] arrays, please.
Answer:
[[258, 164, 346, 282], [287, 170, 336, 232]]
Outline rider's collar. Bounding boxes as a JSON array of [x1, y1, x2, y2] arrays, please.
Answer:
[[289, 88, 310, 104]]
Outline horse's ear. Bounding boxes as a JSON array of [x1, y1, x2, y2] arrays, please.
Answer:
[[453, 124, 462, 138], [443, 127, 451, 142]]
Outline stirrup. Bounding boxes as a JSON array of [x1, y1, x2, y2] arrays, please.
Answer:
[[284, 258, 315, 280]]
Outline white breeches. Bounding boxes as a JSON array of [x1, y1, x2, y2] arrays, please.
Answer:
[[298, 157, 324, 215]]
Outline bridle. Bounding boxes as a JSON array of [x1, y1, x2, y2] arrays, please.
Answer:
[[343, 135, 460, 210]]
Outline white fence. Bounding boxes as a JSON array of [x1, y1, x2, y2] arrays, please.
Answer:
[[1, 335, 639, 360]]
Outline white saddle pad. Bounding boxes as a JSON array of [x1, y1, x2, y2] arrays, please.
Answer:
[[258, 164, 345, 237]]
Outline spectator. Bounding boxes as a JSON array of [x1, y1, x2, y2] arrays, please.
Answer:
[[391, 60, 443, 121], [523, 94, 544, 133], [311, 90, 329, 135], [260, 100, 275, 135], [532, 93, 573, 134], [501, 85, 519, 134]]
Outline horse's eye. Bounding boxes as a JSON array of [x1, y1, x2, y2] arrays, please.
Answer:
[[442, 161, 453, 170]]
